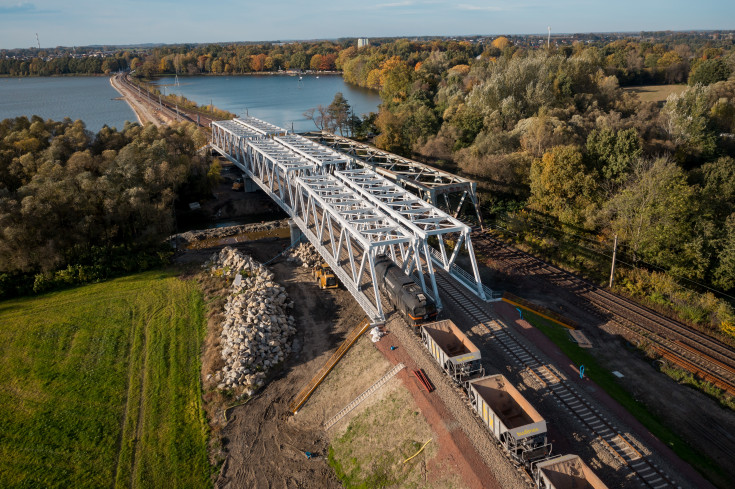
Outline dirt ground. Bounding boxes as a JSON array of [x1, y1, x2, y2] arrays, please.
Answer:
[[478, 250, 735, 489], [184, 228, 526, 489]]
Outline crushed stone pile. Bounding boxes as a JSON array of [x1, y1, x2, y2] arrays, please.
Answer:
[[286, 242, 321, 268], [206, 246, 296, 395]]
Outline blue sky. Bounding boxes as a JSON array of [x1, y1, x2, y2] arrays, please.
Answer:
[[0, 0, 732, 49]]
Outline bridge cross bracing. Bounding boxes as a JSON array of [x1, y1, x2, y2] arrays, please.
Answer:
[[302, 131, 484, 227], [211, 117, 499, 323], [334, 167, 486, 307], [212, 118, 422, 323]]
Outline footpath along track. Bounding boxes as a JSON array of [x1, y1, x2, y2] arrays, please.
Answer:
[[434, 270, 680, 489], [472, 232, 735, 395]]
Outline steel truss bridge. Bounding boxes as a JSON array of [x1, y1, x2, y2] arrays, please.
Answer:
[[301, 131, 484, 228], [211, 117, 500, 324]]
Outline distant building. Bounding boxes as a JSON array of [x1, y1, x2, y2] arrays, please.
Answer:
[[357, 38, 370, 49]]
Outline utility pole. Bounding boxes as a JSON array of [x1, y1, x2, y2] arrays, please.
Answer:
[[609, 234, 618, 288]]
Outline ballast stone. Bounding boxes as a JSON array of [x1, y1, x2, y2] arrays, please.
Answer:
[[206, 246, 297, 393]]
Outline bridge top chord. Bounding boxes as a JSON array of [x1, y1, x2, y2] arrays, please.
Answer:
[[275, 134, 351, 169], [297, 174, 413, 248], [215, 119, 265, 140], [249, 137, 317, 172], [335, 168, 469, 238], [234, 116, 289, 136]]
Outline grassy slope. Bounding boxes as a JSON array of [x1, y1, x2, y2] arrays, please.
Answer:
[[523, 310, 728, 489], [0, 270, 210, 489]]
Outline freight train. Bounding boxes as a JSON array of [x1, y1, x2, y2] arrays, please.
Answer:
[[373, 254, 437, 326], [418, 319, 608, 489]]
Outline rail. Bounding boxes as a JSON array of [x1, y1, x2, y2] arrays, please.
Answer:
[[324, 362, 405, 429], [427, 246, 502, 301], [289, 318, 371, 414]]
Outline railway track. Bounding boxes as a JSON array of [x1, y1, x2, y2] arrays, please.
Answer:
[[472, 232, 735, 396], [116, 73, 216, 129], [434, 270, 680, 488]]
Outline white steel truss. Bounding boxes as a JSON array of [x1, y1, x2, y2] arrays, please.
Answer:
[[274, 134, 351, 169], [211, 120, 420, 324], [233, 116, 289, 136], [211, 118, 501, 323], [334, 167, 498, 304]]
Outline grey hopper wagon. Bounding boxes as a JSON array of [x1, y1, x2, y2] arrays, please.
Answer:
[[467, 374, 552, 464], [421, 320, 483, 382], [534, 454, 608, 489]]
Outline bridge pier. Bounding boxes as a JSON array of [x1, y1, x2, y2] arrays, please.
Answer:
[[244, 176, 258, 193], [289, 219, 303, 245]]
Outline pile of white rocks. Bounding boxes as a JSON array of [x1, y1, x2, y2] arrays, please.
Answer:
[[206, 247, 296, 395], [286, 242, 321, 268]]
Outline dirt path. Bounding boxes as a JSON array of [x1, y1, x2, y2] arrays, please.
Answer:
[[215, 262, 354, 489]]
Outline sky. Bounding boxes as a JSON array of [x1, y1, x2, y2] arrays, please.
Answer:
[[0, 0, 733, 49]]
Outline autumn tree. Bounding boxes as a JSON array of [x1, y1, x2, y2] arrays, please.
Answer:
[[529, 145, 599, 226]]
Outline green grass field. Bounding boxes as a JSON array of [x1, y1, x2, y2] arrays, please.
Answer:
[[0, 270, 210, 489]]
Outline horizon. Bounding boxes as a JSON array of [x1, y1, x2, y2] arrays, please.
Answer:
[[3, 28, 734, 52], [0, 0, 732, 50]]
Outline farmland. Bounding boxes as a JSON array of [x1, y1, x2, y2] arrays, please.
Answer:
[[0, 270, 210, 489]]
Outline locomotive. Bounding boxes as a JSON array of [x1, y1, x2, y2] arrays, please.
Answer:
[[373, 254, 437, 326]]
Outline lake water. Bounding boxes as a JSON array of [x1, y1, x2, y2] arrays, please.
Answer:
[[0, 76, 136, 132], [0, 75, 380, 134], [153, 75, 381, 132]]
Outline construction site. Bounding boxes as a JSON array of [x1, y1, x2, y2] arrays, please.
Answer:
[[173, 116, 735, 489]]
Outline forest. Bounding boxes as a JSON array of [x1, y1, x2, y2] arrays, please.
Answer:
[[0, 117, 216, 297], [337, 36, 735, 338]]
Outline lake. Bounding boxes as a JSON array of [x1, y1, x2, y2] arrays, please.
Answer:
[[0, 76, 136, 132], [0, 75, 381, 134], [153, 74, 381, 132]]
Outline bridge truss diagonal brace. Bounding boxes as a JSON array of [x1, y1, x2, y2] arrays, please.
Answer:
[[334, 168, 487, 303]]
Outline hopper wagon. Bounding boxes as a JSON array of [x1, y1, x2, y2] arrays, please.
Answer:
[[467, 374, 552, 464], [421, 319, 484, 382], [535, 454, 608, 489]]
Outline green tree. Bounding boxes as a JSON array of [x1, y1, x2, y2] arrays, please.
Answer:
[[662, 84, 717, 162], [606, 158, 703, 277], [689, 58, 732, 86], [586, 127, 642, 185]]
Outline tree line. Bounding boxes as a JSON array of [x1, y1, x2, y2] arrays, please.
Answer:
[[0, 117, 217, 297], [332, 36, 733, 336]]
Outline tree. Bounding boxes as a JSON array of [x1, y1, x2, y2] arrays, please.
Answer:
[[303, 106, 330, 131], [606, 158, 702, 277], [662, 84, 717, 161], [309, 54, 322, 71], [586, 127, 642, 185], [250, 54, 267, 72], [327, 93, 351, 136], [289, 52, 307, 70], [689, 58, 732, 86], [529, 145, 598, 226], [491, 37, 510, 51]]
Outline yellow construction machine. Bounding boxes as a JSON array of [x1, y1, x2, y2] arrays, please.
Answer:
[[313, 263, 338, 289]]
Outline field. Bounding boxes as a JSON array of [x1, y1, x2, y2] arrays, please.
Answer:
[[0, 270, 210, 489], [622, 84, 687, 103]]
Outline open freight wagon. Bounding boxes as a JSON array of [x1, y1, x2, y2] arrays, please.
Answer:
[[534, 454, 608, 489], [421, 319, 483, 382], [467, 374, 552, 464]]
